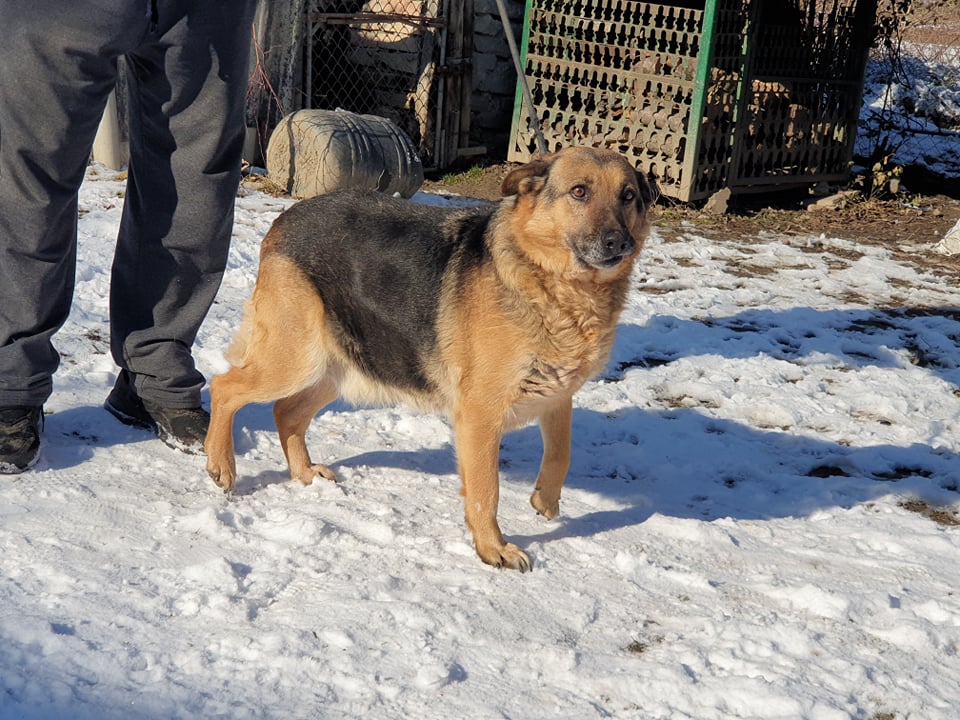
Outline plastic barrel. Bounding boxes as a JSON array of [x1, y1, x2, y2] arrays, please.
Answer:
[[266, 108, 424, 199]]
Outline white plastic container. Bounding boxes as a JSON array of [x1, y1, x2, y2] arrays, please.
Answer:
[[266, 108, 424, 199]]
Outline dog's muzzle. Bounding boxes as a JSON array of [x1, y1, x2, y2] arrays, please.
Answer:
[[576, 229, 636, 269]]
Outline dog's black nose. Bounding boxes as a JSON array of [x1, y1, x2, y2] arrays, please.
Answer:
[[602, 230, 635, 259]]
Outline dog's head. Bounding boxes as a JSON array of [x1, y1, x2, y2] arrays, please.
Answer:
[[500, 147, 653, 279]]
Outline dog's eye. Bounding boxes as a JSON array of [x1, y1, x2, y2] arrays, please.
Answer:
[[622, 187, 637, 204], [570, 185, 588, 200]]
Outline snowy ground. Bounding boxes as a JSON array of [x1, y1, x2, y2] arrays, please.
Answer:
[[857, 51, 960, 179], [2, 164, 959, 720]]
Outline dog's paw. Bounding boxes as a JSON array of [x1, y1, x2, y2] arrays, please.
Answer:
[[530, 489, 560, 520], [206, 462, 235, 492], [478, 542, 532, 572], [292, 463, 338, 486]]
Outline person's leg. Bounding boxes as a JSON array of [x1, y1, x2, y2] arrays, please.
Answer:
[[0, 2, 148, 472], [0, 2, 142, 408], [108, 0, 256, 411]]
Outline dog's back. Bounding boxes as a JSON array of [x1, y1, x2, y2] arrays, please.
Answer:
[[265, 192, 491, 393]]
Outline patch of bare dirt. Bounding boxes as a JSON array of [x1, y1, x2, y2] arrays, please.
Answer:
[[899, 499, 960, 527], [421, 163, 510, 203]]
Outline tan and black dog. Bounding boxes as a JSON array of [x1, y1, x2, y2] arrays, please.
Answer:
[[204, 146, 652, 571]]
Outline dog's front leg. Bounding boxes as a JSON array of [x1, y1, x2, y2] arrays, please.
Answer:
[[455, 409, 531, 572], [530, 398, 572, 519]]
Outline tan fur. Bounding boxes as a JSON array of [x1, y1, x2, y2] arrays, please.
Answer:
[[205, 146, 651, 571]]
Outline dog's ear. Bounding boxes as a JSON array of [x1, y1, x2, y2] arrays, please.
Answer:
[[501, 156, 552, 198], [635, 168, 659, 211]]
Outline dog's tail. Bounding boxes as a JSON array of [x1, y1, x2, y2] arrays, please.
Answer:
[[224, 296, 258, 369]]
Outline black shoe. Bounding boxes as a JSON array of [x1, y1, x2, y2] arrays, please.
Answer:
[[0, 406, 43, 474], [104, 371, 208, 455]]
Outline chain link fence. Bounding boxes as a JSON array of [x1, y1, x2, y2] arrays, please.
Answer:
[[857, 0, 960, 181], [304, 0, 448, 169], [246, 1, 958, 186]]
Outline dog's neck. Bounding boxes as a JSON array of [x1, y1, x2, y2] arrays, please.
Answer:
[[489, 230, 632, 385]]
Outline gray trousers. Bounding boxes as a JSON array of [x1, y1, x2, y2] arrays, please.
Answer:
[[0, 0, 256, 409]]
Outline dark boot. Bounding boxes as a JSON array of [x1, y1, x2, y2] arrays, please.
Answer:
[[0, 406, 43, 474], [104, 371, 208, 454]]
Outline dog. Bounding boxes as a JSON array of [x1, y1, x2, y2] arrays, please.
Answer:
[[204, 146, 652, 571]]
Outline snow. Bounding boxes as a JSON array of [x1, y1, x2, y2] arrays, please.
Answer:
[[857, 51, 960, 178], [2, 162, 960, 720]]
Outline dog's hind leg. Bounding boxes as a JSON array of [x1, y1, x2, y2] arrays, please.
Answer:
[[273, 377, 339, 485], [205, 365, 274, 491], [205, 254, 331, 491], [530, 399, 572, 520]]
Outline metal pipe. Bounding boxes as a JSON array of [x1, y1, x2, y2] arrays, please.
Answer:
[[495, 0, 547, 154]]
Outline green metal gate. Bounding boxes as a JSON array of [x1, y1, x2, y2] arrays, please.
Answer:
[[508, 0, 878, 201]]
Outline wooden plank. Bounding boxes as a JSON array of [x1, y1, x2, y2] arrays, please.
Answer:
[[458, 0, 474, 160], [441, 0, 464, 168]]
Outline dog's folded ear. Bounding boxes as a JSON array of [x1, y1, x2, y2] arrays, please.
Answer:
[[501, 156, 552, 198], [635, 170, 659, 210]]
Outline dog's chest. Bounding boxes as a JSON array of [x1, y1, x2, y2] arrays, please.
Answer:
[[518, 359, 586, 399], [516, 327, 608, 402], [514, 293, 617, 403]]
